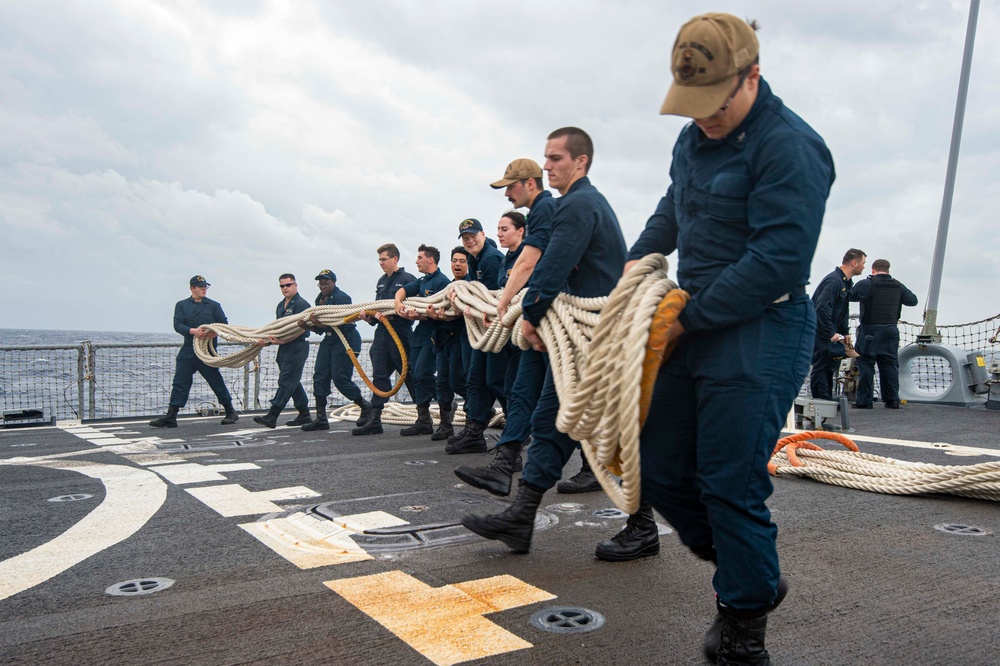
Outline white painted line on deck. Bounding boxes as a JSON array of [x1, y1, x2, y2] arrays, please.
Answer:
[[783, 428, 1000, 459], [121, 452, 218, 466], [326, 571, 556, 666], [151, 462, 259, 485], [0, 458, 167, 602], [186, 483, 320, 517]]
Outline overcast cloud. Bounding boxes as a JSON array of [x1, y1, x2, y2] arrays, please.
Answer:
[[1, 0, 997, 335]]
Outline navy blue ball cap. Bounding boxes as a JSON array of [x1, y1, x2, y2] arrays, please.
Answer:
[[190, 275, 210, 287], [315, 269, 337, 282], [458, 218, 484, 238]]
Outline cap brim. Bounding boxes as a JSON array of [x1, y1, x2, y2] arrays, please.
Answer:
[[660, 75, 738, 118], [490, 178, 517, 189]]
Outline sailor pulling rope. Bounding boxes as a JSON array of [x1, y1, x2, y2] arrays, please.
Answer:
[[194, 254, 684, 513]]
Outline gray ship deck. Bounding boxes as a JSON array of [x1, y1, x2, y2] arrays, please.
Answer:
[[1, 403, 998, 665]]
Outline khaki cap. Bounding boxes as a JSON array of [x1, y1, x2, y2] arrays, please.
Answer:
[[660, 13, 759, 119], [490, 158, 543, 189]]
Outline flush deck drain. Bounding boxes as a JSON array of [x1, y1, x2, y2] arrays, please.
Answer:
[[593, 508, 628, 519], [48, 493, 94, 503], [934, 523, 992, 536], [405, 460, 438, 465], [530, 606, 605, 634], [105, 578, 175, 596]]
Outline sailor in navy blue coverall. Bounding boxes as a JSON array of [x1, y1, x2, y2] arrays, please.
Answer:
[[395, 245, 451, 436], [624, 14, 835, 662], [353, 244, 416, 436], [809, 250, 867, 400], [296, 269, 373, 431], [445, 219, 504, 453], [461, 127, 628, 551], [253, 274, 311, 427], [150, 275, 238, 427]]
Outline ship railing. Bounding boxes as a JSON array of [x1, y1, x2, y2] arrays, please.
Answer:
[[0, 339, 405, 424]]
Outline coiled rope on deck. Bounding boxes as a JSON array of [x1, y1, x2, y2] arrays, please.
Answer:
[[769, 431, 1000, 502], [194, 254, 684, 513]]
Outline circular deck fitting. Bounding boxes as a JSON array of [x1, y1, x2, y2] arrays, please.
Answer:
[[400, 505, 429, 512], [547, 502, 587, 513], [592, 508, 628, 519], [105, 578, 175, 597], [530, 606, 606, 634], [405, 460, 438, 466], [934, 523, 992, 536], [47, 494, 94, 503]]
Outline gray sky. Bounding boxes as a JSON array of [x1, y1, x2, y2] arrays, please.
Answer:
[[1, 0, 997, 334]]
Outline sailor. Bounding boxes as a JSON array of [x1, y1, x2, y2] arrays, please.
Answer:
[[150, 275, 239, 427], [424, 247, 470, 441], [810, 249, 866, 400], [394, 245, 451, 436], [297, 269, 374, 431], [850, 259, 918, 409], [461, 127, 630, 555], [454, 159, 555, 493], [445, 219, 504, 453], [254, 274, 311, 428], [353, 243, 416, 436], [626, 14, 835, 663]]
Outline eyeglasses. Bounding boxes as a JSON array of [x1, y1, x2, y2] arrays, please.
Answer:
[[717, 69, 750, 115], [279, 283, 296, 288]]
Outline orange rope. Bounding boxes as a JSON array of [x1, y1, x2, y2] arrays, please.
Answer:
[[768, 430, 860, 475]]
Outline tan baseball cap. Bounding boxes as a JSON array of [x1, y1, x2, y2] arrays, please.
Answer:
[[660, 13, 759, 119], [490, 158, 543, 189]]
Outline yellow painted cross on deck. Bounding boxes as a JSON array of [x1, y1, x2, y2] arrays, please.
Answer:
[[326, 571, 556, 666]]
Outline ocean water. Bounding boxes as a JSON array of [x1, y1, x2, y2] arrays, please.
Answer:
[[1, 328, 385, 422]]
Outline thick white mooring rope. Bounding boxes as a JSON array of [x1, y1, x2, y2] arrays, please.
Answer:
[[770, 448, 1000, 501], [193, 255, 1000, 509], [195, 254, 678, 513]]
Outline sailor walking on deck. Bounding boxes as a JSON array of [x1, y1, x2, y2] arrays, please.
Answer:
[[297, 270, 373, 431], [353, 244, 416, 436], [253, 274, 311, 428], [150, 275, 239, 428], [394, 245, 451, 437], [626, 14, 835, 664], [851, 259, 918, 409]]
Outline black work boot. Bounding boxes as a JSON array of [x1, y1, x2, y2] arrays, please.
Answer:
[[356, 399, 374, 425], [302, 396, 329, 431], [253, 405, 282, 429], [594, 500, 659, 562], [150, 405, 179, 428], [716, 613, 771, 665], [461, 480, 545, 552], [285, 406, 313, 427], [454, 441, 524, 497], [704, 577, 787, 664], [447, 423, 469, 445], [220, 403, 239, 425], [445, 420, 487, 454], [401, 403, 434, 436], [431, 403, 454, 441], [351, 406, 383, 436], [556, 451, 601, 493]]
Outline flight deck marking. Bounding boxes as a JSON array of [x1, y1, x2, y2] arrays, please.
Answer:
[[0, 458, 167, 602], [187, 483, 321, 517], [239, 510, 409, 568], [150, 462, 260, 484], [326, 571, 556, 666]]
